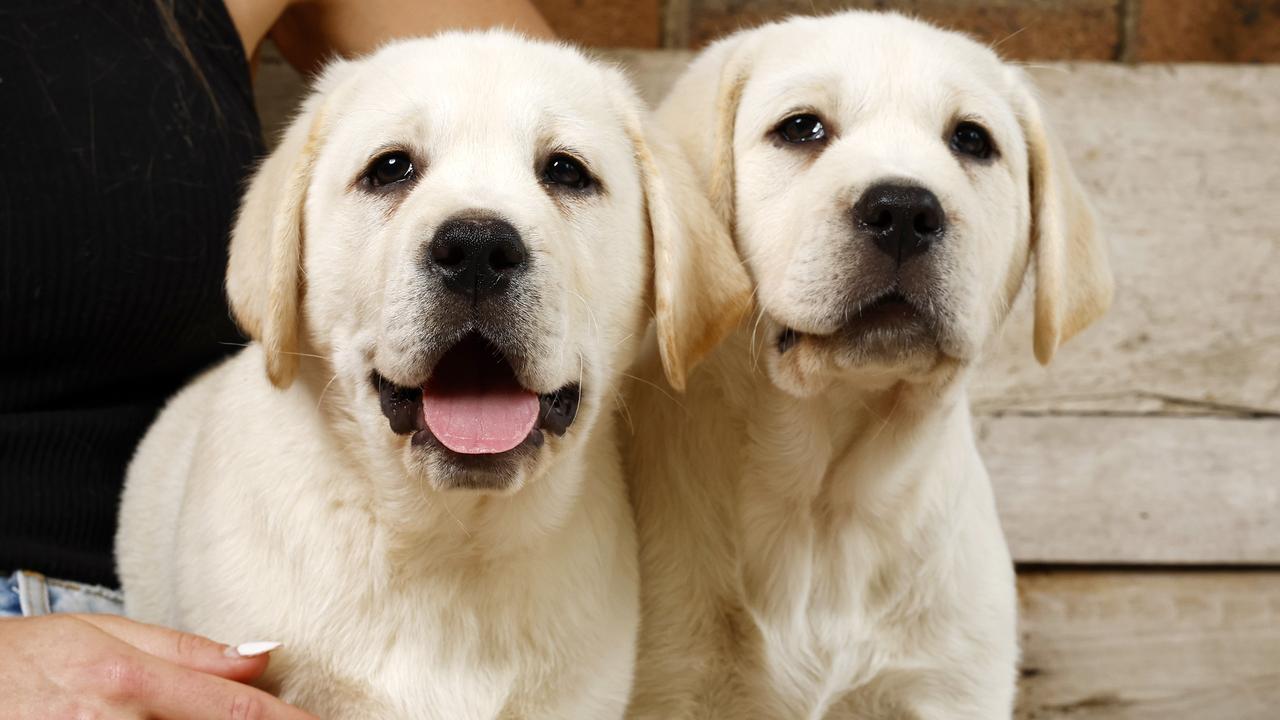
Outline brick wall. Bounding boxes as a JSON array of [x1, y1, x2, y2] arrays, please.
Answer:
[[533, 0, 1280, 61]]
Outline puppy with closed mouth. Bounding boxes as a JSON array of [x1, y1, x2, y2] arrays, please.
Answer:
[[115, 32, 745, 719], [626, 12, 1112, 719]]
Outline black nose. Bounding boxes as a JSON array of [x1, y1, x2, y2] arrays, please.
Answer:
[[853, 184, 946, 262], [428, 216, 528, 300]]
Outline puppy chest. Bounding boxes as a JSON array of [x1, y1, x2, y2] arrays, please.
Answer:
[[748, 604, 896, 718], [740, 534, 935, 717]]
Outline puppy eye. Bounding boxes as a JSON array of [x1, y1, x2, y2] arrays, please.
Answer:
[[776, 113, 826, 144], [543, 153, 593, 191], [364, 151, 414, 188], [950, 122, 995, 160]]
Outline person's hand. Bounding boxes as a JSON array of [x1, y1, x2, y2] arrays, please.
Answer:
[[1, 613, 318, 719]]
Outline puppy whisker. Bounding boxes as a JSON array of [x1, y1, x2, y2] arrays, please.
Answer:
[[315, 373, 340, 410], [990, 25, 1028, 51], [1012, 61, 1069, 74], [569, 289, 603, 345], [620, 372, 689, 415], [865, 387, 903, 446], [749, 304, 767, 372], [217, 341, 329, 362], [441, 498, 471, 538], [614, 389, 635, 435]]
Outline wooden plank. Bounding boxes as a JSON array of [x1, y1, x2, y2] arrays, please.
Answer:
[[1016, 571, 1280, 720], [969, 64, 1280, 416], [601, 48, 694, 103], [981, 416, 1280, 564]]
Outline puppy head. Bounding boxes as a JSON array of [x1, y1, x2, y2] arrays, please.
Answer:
[[660, 12, 1112, 396], [227, 32, 746, 494]]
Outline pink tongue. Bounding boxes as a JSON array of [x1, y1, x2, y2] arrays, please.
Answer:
[[421, 337, 540, 455], [423, 388, 539, 454]]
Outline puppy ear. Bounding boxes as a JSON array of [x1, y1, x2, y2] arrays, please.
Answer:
[[656, 36, 755, 228], [608, 76, 752, 392], [226, 75, 337, 388], [1012, 72, 1114, 365]]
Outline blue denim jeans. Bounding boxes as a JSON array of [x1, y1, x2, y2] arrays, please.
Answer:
[[1, 570, 124, 617]]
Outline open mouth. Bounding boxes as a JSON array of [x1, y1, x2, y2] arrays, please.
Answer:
[[372, 333, 580, 456], [776, 291, 928, 354]]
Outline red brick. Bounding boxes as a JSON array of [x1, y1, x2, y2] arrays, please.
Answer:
[[1131, 0, 1280, 62], [682, 0, 1122, 60], [534, 0, 662, 47]]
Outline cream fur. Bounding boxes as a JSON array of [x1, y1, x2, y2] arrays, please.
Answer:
[[116, 32, 740, 719], [627, 12, 1111, 719]]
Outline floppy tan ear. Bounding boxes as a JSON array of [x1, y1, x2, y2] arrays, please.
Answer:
[[655, 36, 755, 229], [226, 87, 333, 388], [609, 76, 752, 392], [1014, 73, 1114, 365]]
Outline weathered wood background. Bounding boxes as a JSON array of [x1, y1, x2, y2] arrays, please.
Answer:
[[254, 49, 1280, 720]]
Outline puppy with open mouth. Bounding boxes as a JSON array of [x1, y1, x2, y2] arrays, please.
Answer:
[[626, 12, 1113, 719], [115, 32, 746, 719]]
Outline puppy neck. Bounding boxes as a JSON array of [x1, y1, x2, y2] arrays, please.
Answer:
[[705, 327, 980, 635], [709, 324, 976, 545], [714, 325, 969, 460]]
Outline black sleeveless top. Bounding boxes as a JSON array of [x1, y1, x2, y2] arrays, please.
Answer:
[[0, 0, 263, 587]]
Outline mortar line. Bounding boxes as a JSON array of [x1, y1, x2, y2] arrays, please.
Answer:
[[1118, 0, 1138, 62], [662, 0, 692, 49]]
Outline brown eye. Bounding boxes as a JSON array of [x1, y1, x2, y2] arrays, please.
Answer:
[[776, 113, 826, 144], [543, 153, 593, 191], [365, 151, 414, 187], [950, 122, 994, 160]]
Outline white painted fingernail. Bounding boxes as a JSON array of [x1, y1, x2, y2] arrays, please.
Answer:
[[225, 641, 283, 658]]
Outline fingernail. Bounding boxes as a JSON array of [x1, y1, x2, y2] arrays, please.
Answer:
[[225, 641, 283, 658]]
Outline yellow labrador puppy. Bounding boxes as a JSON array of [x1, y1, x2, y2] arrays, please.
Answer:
[[627, 13, 1112, 719], [116, 32, 746, 719]]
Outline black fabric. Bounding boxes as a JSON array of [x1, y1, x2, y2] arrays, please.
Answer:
[[0, 0, 263, 587]]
